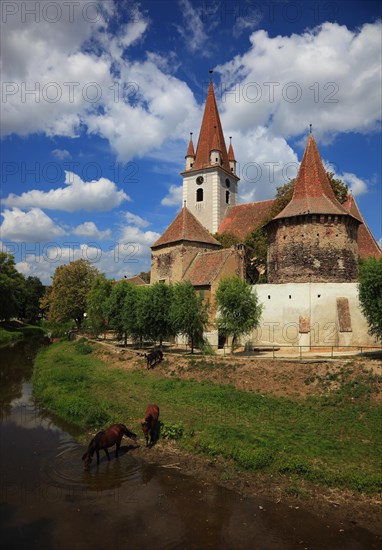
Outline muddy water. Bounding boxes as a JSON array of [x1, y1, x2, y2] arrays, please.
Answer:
[[0, 339, 380, 550]]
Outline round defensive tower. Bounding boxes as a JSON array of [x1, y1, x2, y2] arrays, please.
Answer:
[[265, 134, 360, 284]]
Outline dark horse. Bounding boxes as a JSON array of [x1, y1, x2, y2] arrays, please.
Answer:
[[144, 349, 163, 369], [141, 404, 160, 448], [82, 424, 137, 470]]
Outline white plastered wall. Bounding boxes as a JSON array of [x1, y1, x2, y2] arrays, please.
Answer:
[[250, 282, 378, 348]]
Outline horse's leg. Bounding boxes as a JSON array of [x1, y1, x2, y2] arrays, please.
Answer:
[[104, 448, 111, 461], [115, 439, 121, 458], [96, 450, 100, 465]]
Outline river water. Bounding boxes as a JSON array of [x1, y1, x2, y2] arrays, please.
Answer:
[[0, 338, 380, 550]]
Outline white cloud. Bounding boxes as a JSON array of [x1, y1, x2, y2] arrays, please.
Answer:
[[125, 212, 150, 228], [52, 149, 71, 160], [233, 9, 263, 38], [86, 59, 200, 162], [324, 160, 369, 196], [116, 225, 160, 271], [73, 222, 111, 239], [217, 22, 382, 141], [227, 127, 299, 202], [1, 0, 200, 163], [339, 172, 368, 196], [3, 171, 130, 212], [161, 185, 183, 207], [1, 208, 65, 242], [175, 0, 210, 55], [119, 225, 161, 251]]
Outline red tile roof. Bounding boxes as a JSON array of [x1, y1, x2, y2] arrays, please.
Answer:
[[151, 207, 221, 249], [228, 140, 236, 162], [183, 248, 233, 286], [186, 133, 195, 158], [273, 134, 353, 220], [342, 195, 382, 258], [218, 200, 276, 240], [186, 82, 230, 173]]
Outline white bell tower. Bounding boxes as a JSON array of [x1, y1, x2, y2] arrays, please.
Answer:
[[181, 73, 239, 235]]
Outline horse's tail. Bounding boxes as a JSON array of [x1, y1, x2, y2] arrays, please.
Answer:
[[122, 424, 137, 440]]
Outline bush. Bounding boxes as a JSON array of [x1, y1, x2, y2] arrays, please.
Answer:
[[160, 421, 184, 440], [74, 338, 93, 355]]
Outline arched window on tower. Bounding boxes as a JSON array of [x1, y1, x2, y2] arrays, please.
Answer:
[[196, 188, 204, 202], [226, 190, 230, 204]]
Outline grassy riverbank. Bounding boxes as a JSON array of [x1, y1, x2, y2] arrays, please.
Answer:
[[33, 339, 382, 493], [0, 323, 45, 345]]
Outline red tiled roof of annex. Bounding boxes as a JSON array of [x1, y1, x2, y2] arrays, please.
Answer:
[[218, 199, 276, 240], [152, 207, 221, 248], [183, 248, 234, 286], [342, 195, 382, 258]]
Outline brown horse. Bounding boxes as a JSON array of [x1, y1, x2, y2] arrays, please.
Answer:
[[141, 404, 160, 448], [82, 424, 137, 470]]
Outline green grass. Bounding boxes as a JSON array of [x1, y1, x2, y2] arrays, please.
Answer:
[[32, 340, 382, 493], [0, 324, 45, 345], [0, 327, 23, 344]]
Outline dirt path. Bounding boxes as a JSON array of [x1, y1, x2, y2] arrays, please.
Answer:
[[93, 340, 382, 402]]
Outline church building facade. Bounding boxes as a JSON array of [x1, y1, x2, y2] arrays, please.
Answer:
[[150, 78, 381, 349]]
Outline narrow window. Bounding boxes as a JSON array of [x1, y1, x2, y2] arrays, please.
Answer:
[[196, 188, 204, 202], [226, 190, 230, 204]]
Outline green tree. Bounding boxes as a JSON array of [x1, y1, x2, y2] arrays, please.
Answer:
[[86, 274, 112, 337], [0, 253, 25, 321], [215, 276, 263, 353], [106, 281, 129, 345], [213, 231, 240, 248], [170, 281, 209, 353], [131, 285, 149, 345], [19, 276, 45, 323], [122, 283, 144, 343], [358, 257, 382, 342], [44, 259, 99, 329], [244, 228, 268, 284], [140, 282, 174, 347]]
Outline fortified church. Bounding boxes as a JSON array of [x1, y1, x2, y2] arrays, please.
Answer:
[[150, 76, 381, 349]]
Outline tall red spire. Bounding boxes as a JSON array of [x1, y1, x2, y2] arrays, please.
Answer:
[[191, 81, 230, 172], [274, 134, 351, 219]]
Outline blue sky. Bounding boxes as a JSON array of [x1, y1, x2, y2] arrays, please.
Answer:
[[1, 0, 381, 284]]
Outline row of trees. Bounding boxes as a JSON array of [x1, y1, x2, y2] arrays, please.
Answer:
[[40, 259, 263, 352], [0, 253, 45, 323], [2, 252, 381, 345], [87, 276, 211, 352]]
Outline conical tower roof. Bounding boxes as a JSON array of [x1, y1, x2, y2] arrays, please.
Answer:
[[151, 207, 221, 249], [273, 134, 352, 220], [192, 81, 230, 172], [185, 133, 195, 158], [228, 138, 236, 162]]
